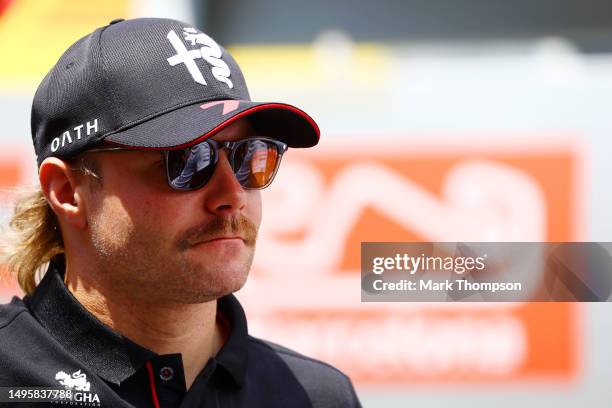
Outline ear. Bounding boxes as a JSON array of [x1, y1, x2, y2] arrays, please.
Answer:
[[39, 157, 87, 230]]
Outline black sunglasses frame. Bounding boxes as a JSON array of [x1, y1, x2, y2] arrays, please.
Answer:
[[84, 137, 288, 191]]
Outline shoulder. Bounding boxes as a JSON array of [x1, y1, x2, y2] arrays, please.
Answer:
[[0, 296, 29, 330], [248, 336, 361, 407]]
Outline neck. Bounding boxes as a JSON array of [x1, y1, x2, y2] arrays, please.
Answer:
[[63, 264, 226, 390]]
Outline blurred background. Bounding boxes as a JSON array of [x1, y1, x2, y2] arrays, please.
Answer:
[[0, 0, 611, 406]]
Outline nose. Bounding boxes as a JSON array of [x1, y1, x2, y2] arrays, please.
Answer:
[[203, 149, 247, 216]]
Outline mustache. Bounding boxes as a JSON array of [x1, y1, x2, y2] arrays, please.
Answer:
[[176, 215, 258, 250]]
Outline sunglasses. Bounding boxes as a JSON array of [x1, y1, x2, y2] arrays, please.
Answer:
[[85, 137, 288, 191]]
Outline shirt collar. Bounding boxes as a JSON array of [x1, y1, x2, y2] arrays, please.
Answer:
[[25, 256, 249, 387]]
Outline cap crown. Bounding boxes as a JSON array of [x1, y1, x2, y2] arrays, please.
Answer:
[[31, 18, 249, 166]]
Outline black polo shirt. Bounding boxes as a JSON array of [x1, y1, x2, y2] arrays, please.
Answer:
[[0, 260, 361, 407]]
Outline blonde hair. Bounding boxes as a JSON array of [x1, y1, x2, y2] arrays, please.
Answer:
[[3, 156, 100, 295], [4, 187, 63, 295]]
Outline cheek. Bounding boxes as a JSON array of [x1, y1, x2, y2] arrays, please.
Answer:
[[247, 191, 263, 227], [87, 195, 134, 252], [120, 191, 187, 237], [86, 183, 168, 234], [104, 171, 179, 223]]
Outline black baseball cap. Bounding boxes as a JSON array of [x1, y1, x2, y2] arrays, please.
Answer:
[[31, 17, 319, 167]]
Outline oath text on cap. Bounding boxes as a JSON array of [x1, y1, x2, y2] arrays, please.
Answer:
[[51, 119, 99, 153]]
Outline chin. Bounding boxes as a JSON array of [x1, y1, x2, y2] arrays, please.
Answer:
[[165, 278, 246, 304], [186, 265, 250, 300], [168, 249, 253, 301]]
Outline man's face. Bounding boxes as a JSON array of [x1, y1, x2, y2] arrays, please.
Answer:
[[81, 118, 262, 304]]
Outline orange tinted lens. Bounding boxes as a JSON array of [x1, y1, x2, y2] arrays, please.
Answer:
[[234, 140, 280, 188]]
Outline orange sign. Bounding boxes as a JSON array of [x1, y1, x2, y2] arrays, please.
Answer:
[[239, 135, 583, 385], [0, 136, 583, 385]]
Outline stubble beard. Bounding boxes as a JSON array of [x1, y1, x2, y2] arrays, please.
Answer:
[[89, 214, 259, 304]]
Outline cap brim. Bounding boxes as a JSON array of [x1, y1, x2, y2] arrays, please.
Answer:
[[105, 99, 319, 149]]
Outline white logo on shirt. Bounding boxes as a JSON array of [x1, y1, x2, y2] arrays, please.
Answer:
[[55, 369, 90, 391], [167, 27, 233, 89], [54, 369, 101, 405]]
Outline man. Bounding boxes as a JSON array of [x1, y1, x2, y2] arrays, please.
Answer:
[[0, 18, 361, 407]]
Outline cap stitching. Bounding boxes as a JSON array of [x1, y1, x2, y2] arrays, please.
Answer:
[[96, 25, 122, 126]]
